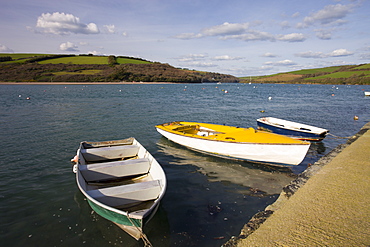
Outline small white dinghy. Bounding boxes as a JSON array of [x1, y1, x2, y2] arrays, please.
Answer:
[[257, 117, 329, 141], [72, 137, 166, 243]]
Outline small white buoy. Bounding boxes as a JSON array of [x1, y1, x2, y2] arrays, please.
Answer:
[[19, 95, 21, 97], [225, 90, 228, 93], [268, 96, 272, 100]]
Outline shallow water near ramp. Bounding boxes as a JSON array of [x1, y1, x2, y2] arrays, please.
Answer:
[[0, 83, 369, 246]]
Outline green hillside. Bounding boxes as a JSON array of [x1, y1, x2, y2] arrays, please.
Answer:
[[240, 64, 370, 85], [0, 53, 151, 65], [0, 53, 238, 83]]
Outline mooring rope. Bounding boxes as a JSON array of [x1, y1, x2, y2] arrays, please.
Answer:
[[127, 214, 153, 247], [327, 133, 352, 139]]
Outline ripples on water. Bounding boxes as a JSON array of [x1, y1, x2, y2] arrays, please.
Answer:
[[0, 83, 369, 246]]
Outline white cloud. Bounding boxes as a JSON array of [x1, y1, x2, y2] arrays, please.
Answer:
[[295, 49, 353, 58], [219, 30, 275, 42], [174, 22, 306, 43], [314, 29, 332, 40], [295, 51, 326, 58], [59, 42, 79, 51], [88, 50, 102, 55], [265, 60, 297, 66], [298, 4, 353, 28], [202, 22, 249, 36], [103, 24, 116, 34], [0, 44, 14, 52], [177, 54, 208, 62], [173, 33, 202, 39], [261, 53, 279, 58], [280, 21, 290, 29], [359, 53, 370, 60], [186, 61, 217, 67], [292, 12, 300, 18], [36, 12, 99, 35], [327, 48, 353, 57], [277, 33, 306, 42], [212, 55, 243, 61]]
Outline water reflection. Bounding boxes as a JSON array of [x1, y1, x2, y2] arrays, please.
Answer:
[[157, 138, 296, 195]]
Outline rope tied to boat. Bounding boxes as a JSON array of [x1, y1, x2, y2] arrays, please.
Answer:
[[127, 213, 153, 247], [327, 133, 352, 139]]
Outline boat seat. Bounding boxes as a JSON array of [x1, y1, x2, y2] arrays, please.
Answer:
[[80, 158, 150, 182], [81, 145, 140, 162], [87, 180, 162, 207]]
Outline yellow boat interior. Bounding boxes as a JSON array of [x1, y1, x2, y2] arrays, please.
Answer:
[[156, 121, 309, 144]]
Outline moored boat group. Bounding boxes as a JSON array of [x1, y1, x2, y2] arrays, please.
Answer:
[[71, 117, 328, 244]]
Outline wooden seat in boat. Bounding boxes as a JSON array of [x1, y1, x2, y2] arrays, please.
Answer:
[[81, 145, 140, 162], [80, 158, 150, 182], [87, 180, 161, 207]]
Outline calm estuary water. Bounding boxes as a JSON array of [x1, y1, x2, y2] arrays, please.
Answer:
[[1, 83, 369, 247]]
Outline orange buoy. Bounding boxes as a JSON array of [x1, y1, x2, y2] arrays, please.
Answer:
[[71, 155, 78, 163]]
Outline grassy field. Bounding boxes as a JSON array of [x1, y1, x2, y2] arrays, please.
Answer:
[[306, 70, 370, 79], [0, 53, 46, 63], [0, 53, 152, 65], [241, 63, 370, 84], [352, 64, 370, 70], [39, 56, 108, 64], [1, 53, 45, 59], [116, 57, 151, 64], [288, 66, 343, 75], [253, 73, 302, 82]]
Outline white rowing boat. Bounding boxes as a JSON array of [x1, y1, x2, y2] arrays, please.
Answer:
[[257, 117, 329, 141], [72, 137, 166, 242]]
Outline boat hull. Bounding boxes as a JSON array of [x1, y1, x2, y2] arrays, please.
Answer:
[[74, 137, 166, 240], [257, 117, 328, 141], [156, 123, 310, 166]]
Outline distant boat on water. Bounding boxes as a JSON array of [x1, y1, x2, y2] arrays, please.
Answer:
[[257, 117, 329, 141], [365, 91, 370, 96]]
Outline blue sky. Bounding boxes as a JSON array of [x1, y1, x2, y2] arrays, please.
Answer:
[[1, 0, 369, 76]]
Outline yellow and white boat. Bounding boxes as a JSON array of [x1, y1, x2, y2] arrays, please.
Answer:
[[155, 121, 311, 166]]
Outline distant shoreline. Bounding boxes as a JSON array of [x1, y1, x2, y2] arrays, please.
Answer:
[[0, 81, 182, 85]]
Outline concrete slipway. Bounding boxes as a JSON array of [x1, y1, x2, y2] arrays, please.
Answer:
[[225, 122, 370, 247]]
